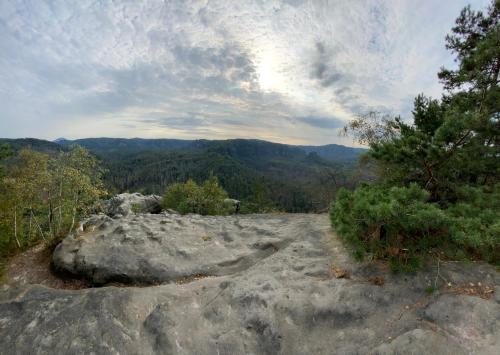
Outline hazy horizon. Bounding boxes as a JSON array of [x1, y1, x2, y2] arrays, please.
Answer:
[[0, 0, 489, 145], [1, 135, 369, 148]]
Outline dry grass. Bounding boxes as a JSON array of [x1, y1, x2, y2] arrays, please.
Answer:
[[447, 282, 495, 300]]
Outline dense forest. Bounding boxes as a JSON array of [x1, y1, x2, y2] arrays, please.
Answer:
[[331, 1, 499, 270], [0, 138, 366, 213]]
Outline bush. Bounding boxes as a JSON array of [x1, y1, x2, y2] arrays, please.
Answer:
[[445, 185, 500, 264], [330, 184, 447, 266], [161, 176, 231, 215], [330, 183, 500, 269]]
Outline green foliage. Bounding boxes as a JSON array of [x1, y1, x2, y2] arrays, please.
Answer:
[[200, 175, 231, 215], [161, 176, 231, 215], [131, 203, 142, 214], [0, 138, 63, 155], [239, 182, 277, 213], [53, 138, 362, 213], [334, 1, 499, 269], [0, 144, 11, 157], [0, 146, 106, 261], [445, 184, 500, 264], [5, 137, 366, 213], [330, 184, 447, 260], [0, 144, 13, 178], [425, 286, 436, 295], [162, 179, 201, 214], [331, 183, 499, 268]]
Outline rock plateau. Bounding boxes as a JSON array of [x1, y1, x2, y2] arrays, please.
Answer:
[[1, 194, 499, 354]]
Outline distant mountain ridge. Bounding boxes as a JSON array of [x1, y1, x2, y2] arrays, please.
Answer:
[[298, 144, 365, 163], [54, 137, 366, 163], [0, 138, 64, 154]]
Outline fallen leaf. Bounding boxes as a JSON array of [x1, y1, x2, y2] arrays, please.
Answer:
[[332, 266, 350, 279], [368, 276, 385, 286]]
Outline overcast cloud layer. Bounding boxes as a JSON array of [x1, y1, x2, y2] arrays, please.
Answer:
[[0, 0, 489, 145]]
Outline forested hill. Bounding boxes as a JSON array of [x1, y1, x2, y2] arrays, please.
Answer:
[[54, 138, 365, 163], [0, 137, 366, 212], [0, 138, 63, 154], [299, 144, 365, 163]]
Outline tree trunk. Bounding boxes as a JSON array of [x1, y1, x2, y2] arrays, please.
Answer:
[[68, 192, 79, 235], [31, 209, 46, 242], [57, 180, 63, 236], [48, 191, 54, 239], [13, 205, 20, 248], [28, 210, 32, 241]]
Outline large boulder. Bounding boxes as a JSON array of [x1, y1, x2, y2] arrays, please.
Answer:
[[53, 213, 299, 285], [2, 213, 499, 354], [104, 193, 161, 217]]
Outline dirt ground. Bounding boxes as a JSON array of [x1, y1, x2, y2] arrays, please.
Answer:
[[3, 243, 91, 289]]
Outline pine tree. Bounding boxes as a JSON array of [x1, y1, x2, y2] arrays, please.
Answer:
[[333, 1, 500, 267]]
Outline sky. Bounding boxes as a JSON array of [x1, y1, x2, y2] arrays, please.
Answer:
[[0, 0, 490, 146]]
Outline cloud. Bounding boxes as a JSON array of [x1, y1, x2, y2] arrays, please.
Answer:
[[141, 115, 206, 130], [311, 42, 344, 88], [295, 116, 344, 129], [0, 0, 491, 145]]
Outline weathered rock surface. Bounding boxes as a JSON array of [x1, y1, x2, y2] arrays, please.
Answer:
[[104, 192, 161, 217], [1, 211, 499, 354], [54, 212, 300, 284]]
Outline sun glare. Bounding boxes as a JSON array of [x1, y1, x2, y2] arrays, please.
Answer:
[[257, 60, 275, 91], [257, 54, 285, 92]]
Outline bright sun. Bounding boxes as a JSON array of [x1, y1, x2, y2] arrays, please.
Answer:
[[257, 54, 284, 92], [257, 60, 275, 91]]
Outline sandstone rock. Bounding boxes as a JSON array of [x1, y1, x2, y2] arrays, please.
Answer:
[[1, 212, 499, 354], [372, 329, 466, 355], [53, 213, 298, 285], [104, 192, 161, 217], [420, 294, 500, 354]]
